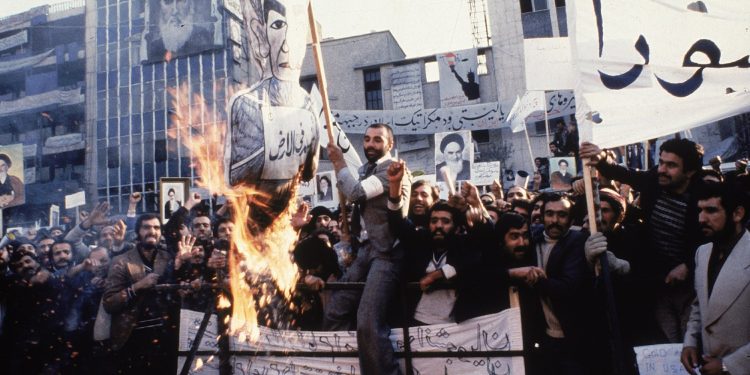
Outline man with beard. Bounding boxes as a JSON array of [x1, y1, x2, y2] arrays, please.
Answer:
[[681, 183, 749, 375], [436, 133, 471, 182], [103, 213, 176, 374], [0, 153, 24, 208], [389, 175, 490, 325], [531, 193, 600, 374], [408, 179, 439, 229], [581, 138, 705, 343], [49, 240, 75, 276], [226, 0, 319, 229], [323, 123, 411, 375], [147, 0, 213, 60], [3, 251, 65, 374]]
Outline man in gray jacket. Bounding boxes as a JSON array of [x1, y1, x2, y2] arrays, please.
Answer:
[[682, 183, 749, 375], [323, 123, 411, 375]]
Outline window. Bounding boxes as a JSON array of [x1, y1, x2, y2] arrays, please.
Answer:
[[519, 0, 548, 13], [363, 68, 383, 110]]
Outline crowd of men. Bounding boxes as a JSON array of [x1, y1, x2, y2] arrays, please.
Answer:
[[0, 122, 749, 375]]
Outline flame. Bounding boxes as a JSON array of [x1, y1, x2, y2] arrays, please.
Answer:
[[169, 83, 299, 342], [194, 358, 203, 371]]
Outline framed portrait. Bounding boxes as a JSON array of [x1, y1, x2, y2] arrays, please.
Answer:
[[434, 130, 473, 183], [549, 157, 577, 191], [159, 177, 189, 224], [0, 143, 25, 209], [49, 204, 60, 227], [314, 171, 338, 208]]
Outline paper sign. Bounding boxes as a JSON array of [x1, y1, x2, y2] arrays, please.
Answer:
[[471, 161, 501, 186], [49, 205, 60, 227], [634, 344, 689, 375], [65, 191, 86, 209]]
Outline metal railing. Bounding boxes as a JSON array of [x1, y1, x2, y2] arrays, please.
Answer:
[[174, 281, 524, 375]]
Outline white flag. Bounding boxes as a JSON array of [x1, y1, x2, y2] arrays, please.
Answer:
[[507, 91, 546, 132], [569, 0, 750, 147]]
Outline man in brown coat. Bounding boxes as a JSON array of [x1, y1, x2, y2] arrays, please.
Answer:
[[103, 213, 176, 374]]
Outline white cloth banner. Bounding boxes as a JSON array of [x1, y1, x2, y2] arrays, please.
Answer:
[[0, 49, 54, 75], [390, 63, 424, 110], [0, 87, 84, 117], [178, 308, 525, 375], [508, 91, 546, 132], [0, 31, 27, 52], [570, 0, 750, 147]]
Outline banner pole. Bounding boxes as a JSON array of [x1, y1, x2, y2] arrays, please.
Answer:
[[307, 1, 349, 235], [543, 91, 551, 148], [522, 120, 536, 169]]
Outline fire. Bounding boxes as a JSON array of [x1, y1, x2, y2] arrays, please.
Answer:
[[169, 83, 300, 342]]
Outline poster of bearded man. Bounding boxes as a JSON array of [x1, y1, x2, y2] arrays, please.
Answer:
[[142, 0, 224, 62], [225, 0, 320, 229]]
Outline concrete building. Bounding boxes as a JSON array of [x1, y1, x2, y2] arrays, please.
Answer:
[[0, 1, 87, 228]]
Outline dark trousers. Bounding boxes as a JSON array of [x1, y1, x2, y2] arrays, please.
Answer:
[[114, 326, 172, 375]]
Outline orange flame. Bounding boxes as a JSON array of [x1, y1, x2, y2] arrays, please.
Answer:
[[168, 83, 299, 342]]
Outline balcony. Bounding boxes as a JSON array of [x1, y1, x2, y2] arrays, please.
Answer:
[[0, 86, 83, 117]]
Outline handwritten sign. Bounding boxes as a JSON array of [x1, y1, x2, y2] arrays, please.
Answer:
[[65, 191, 86, 209], [634, 344, 689, 375], [179, 308, 525, 375], [471, 162, 501, 186], [261, 105, 318, 180], [391, 63, 424, 110]]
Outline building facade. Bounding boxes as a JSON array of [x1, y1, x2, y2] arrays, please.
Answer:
[[0, 1, 87, 228]]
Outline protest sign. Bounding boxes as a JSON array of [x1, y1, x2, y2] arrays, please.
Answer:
[[524, 37, 574, 91], [391, 63, 424, 110], [471, 161, 501, 186], [64, 191, 86, 209], [437, 49, 480, 107], [634, 344, 689, 375]]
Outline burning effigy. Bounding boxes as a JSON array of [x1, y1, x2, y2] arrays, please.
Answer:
[[170, 0, 319, 342]]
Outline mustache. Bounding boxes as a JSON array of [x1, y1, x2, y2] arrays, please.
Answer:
[[658, 173, 671, 180], [547, 224, 564, 231]]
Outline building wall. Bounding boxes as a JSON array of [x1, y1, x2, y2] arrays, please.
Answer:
[[0, 2, 87, 227], [91, 0, 244, 213]]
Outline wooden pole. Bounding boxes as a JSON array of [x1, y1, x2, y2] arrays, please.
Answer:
[[543, 91, 551, 149], [522, 121, 536, 168], [307, 1, 349, 234], [308, 1, 334, 146]]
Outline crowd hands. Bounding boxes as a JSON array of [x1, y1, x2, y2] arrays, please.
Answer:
[[0, 136, 748, 374]]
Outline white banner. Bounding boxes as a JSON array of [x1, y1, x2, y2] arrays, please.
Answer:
[[178, 308, 525, 375], [437, 49, 481, 107], [390, 63, 424, 110], [0, 30, 27, 52], [0, 87, 84, 117], [570, 0, 750, 147], [524, 37, 574, 91], [508, 91, 546, 132], [331, 91, 574, 136]]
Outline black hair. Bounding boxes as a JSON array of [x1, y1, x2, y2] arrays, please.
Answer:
[[659, 138, 704, 173], [539, 192, 573, 215], [558, 159, 569, 166], [213, 217, 232, 237], [695, 182, 747, 224], [318, 175, 331, 187], [698, 169, 723, 182], [366, 123, 394, 147], [0, 153, 11, 167], [428, 200, 464, 228], [10, 249, 37, 265], [511, 198, 533, 214], [135, 213, 162, 234], [439, 133, 465, 153], [411, 179, 440, 202], [495, 212, 528, 244]]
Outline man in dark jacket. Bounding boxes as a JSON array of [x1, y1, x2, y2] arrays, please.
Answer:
[[581, 138, 706, 343], [103, 213, 176, 374], [530, 193, 601, 375]]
